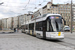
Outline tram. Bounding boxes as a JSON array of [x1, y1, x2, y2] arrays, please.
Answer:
[[21, 14, 66, 40]]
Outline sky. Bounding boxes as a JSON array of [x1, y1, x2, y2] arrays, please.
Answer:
[[0, 0, 75, 19]]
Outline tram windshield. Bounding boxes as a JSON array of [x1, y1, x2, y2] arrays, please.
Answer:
[[49, 16, 63, 32]]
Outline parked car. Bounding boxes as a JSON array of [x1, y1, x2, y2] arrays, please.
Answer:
[[64, 26, 70, 31]]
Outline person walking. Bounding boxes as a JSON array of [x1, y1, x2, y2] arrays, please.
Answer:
[[16, 28, 17, 32], [14, 28, 16, 32]]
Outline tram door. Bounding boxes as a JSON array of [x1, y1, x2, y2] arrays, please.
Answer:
[[43, 21, 46, 39]]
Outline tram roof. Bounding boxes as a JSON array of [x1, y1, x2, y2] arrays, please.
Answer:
[[30, 14, 61, 22], [22, 14, 61, 25], [41, 13, 61, 17]]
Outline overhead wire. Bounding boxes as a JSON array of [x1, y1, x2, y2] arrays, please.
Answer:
[[4, 2, 28, 4], [0, 0, 31, 10], [31, 0, 48, 13], [0, 0, 31, 18], [24, 0, 30, 8], [0, 0, 48, 17], [0, 0, 31, 14]]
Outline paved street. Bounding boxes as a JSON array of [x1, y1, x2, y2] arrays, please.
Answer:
[[0, 32, 75, 50]]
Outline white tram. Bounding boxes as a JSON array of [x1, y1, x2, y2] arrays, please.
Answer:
[[21, 14, 66, 40]]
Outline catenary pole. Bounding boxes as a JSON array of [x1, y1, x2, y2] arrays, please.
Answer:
[[71, 0, 73, 33]]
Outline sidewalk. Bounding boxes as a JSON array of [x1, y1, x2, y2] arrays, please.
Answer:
[[0, 30, 14, 32]]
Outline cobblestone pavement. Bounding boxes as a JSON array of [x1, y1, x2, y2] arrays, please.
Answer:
[[0, 32, 75, 50]]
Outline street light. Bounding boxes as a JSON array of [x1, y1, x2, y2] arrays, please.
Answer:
[[71, 0, 73, 33]]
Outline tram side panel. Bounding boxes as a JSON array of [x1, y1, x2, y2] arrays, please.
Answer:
[[35, 21, 43, 38], [29, 23, 34, 35], [25, 25, 29, 34], [42, 20, 47, 39]]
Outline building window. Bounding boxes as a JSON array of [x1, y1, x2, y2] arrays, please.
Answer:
[[66, 14, 67, 16], [53, 7, 54, 8], [68, 6, 70, 8], [64, 6, 65, 8], [66, 8, 67, 10], [61, 6, 63, 7], [50, 7, 51, 8], [66, 6, 67, 8]]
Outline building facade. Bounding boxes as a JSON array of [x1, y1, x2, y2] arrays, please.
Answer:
[[43, 2, 58, 14], [72, 4, 75, 31], [42, 2, 71, 26], [13, 17, 19, 28], [1, 1, 75, 31], [33, 2, 74, 31], [2, 18, 7, 30], [33, 8, 43, 18], [58, 4, 71, 26], [18, 15, 25, 28], [7, 17, 13, 29]]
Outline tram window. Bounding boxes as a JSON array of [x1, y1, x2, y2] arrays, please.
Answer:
[[39, 22, 42, 27], [55, 22, 58, 30], [32, 23, 34, 30], [36, 28, 39, 31], [43, 21, 46, 27], [36, 22, 40, 31], [29, 24, 32, 30], [49, 20, 53, 32], [36, 22, 38, 30], [36, 22, 42, 31], [50, 23, 53, 32], [26, 25, 27, 29], [26, 25, 29, 30], [29, 23, 34, 30], [42, 21, 46, 31], [39, 27, 42, 31], [42, 14, 48, 17], [39, 22, 42, 31]]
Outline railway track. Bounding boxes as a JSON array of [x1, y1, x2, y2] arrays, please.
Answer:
[[65, 37, 75, 40], [56, 41, 75, 49], [40, 38, 75, 49], [25, 33, 75, 49]]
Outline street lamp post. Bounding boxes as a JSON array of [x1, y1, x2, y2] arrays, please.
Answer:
[[71, 0, 73, 33]]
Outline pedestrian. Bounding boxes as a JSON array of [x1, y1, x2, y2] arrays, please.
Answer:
[[14, 28, 16, 32], [17, 28, 19, 32], [16, 28, 17, 32]]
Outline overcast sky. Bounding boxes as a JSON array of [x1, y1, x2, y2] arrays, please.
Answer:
[[0, 0, 75, 19]]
